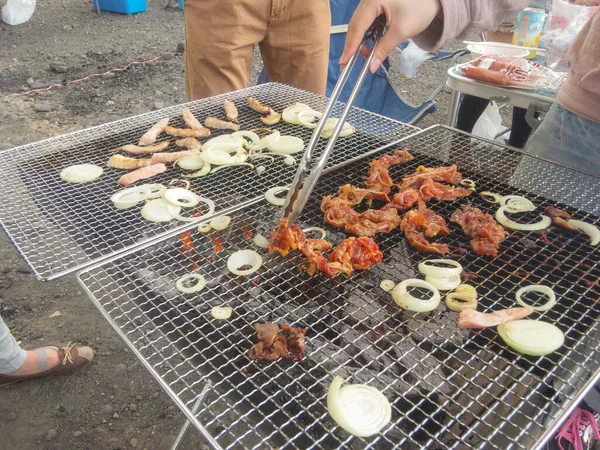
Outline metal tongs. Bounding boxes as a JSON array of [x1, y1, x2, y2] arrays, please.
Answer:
[[280, 15, 388, 226]]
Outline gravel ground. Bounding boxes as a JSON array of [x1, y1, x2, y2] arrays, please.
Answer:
[[0, 1, 496, 449]]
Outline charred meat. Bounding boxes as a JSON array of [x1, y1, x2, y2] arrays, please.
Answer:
[[544, 205, 581, 231], [450, 205, 507, 257], [248, 323, 307, 361], [268, 218, 306, 256]]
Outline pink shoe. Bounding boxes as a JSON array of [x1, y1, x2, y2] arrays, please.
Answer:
[[555, 407, 600, 450]]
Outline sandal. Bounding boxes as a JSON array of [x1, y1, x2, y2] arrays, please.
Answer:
[[0, 343, 94, 387]]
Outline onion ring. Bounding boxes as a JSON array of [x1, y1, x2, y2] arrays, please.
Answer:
[[227, 250, 263, 276], [500, 195, 536, 213], [297, 110, 322, 129], [480, 191, 501, 204], [197, 223, 212, 233], [265, 186, 289, 206], [445, 284, 478, 312], [425, 275, 461, 291], [211, 306, 232, 320], [111, 186, 151, 209], [302, 227, 327, 240], [515, 285, 556, 312], [141, 198, 181, 222], [210, 216, 231, 231], [567, 219, 600, 246], [379, 279, 396, 292], [391, 279, 441, 313], [174, 195, 215, 222], [496, 206, 551, 231], [418, 259, 462, 278], [176, 274, 206, 294], [253, 234, 270, 249], [163, 187, 200, 207]]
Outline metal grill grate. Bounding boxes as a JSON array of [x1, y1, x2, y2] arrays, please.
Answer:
[[0, 82, 416, 281], [78, 126, 600, 450]]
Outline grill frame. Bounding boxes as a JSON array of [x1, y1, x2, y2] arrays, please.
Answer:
[[0, 82, 417, 281], [77, 125, 600, 450]]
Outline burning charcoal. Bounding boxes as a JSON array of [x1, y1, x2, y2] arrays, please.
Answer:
[[343, 289, 388, 324], [305, 337, 357, 372], [336, 324, 401, 375]]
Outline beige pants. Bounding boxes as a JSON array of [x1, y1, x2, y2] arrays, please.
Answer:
[[184, 0, 331, 100]]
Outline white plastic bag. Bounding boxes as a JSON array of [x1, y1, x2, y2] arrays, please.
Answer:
[[2, 0, 36, 26], [399, 40, 434, 79], [472, 101, 505, 141]]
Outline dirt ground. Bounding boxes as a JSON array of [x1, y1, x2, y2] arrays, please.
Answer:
[[0, 1, 487, 449]]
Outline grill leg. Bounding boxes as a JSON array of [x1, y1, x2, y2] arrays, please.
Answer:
[[447, 90, 463, 128], [170, 383, 211, 450]]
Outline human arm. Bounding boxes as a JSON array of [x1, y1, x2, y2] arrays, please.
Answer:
[[340, 0, 529, 73]]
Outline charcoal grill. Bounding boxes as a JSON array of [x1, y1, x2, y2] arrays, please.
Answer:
[[77, 125, 600, 450], [0, 82, 416, 281]]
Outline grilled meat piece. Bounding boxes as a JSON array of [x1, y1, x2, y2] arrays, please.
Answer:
[[300, 239, 335, 276], [418, 178, 473, 202], [401, 207, 450, 254], [138, 118, 169, 146], [268, 218, 306, 256], [118, 141, 170, 155], [383, 189, 421, 211], [337, 184, 390, 205], [261, 108, 281, 125], [365, 149, 414, 194], [204, 116, 240, 131], [321, 196, 401, 237], [329, 237, 383, 270], [107, 154, 152, 170], [248, 323, 307, 361], [248, 97, 270, 115], [175, 137, 202, 150], [457, 307, 534, 329], [544, 205, 581, 231], [450, 205, 507, 257], [399, 165, 463, 191], [118, 163, 167, 186], [150, 149, 200, 165], [223, 100, 238, 123], [182, 107, 203, 129], [164, 125, 211, 138]]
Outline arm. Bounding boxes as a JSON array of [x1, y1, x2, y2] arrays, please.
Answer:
[[340, 0, 529, 73]]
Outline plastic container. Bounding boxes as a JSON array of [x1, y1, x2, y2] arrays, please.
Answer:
[[466, 44, 530, 59], [178, 0, 183, 10], [92, 0, 146, 14]]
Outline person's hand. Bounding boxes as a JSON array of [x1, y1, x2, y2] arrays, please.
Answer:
[[340, 0, 442, 73]]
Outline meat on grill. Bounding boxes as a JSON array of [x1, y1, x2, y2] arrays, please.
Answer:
[[107, 154, 152, 170], [268, 218, 306, 256], [301, 237, 382, 277], [401, 207, 450, 254], [248, 323, 307, 361], [450, 205, 507, 257], [365, 148, 414, 194], [150, 149, 201, 165], [321, 196, 401, 237], [382, 189, 421, 211], [544, 205, 581, 231], [336, 184, 390, 205], [138, 118, 169, 146], [418, 178, 473, 202], [118, 163, 167, 186], [457, 307, 534, 329], [399, 165, 463, 191]]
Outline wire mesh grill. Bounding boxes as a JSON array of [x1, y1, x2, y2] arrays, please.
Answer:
[[0, 82, 416, 281], [78, 126, 600, 450]]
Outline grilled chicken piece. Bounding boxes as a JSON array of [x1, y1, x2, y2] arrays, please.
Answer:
[[458, 307, 534, 329], [118, 163, 167, 186], [223, 100, 238, 123], [182, 107, 203, 129], [138, 118, 169, 146], [107, 154, 152, 170], [164, 126, 210, 138], [450, 205, 507, 257], [118, 141, 169, 155], [248, 97, 270, 114], [150, 149, 200, 165], [175, 137, 202, 150], [260, 108, 281, 125], [204, 116, 240, 131]]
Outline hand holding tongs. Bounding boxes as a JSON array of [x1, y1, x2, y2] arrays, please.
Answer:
[[280, 15, 388, 226]]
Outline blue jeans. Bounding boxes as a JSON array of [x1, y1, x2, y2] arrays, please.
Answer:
[[0, 315, 26, 374], [526, 103, 600, 176]]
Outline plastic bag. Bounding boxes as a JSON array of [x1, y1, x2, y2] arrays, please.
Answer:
[[399, 40, 434, 79], [2, 0, 36, 26], [472, 101, 505, 142], [458, 55, 566, 91]]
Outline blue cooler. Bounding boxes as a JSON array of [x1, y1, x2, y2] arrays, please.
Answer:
[[92, 0, 147, 14]]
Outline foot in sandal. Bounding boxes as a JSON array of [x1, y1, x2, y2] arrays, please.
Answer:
[[0, 343, 94, 387]]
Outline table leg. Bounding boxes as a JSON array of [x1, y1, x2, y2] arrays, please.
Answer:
[[447, 90, 462, 128], [170, 382, 211, 450]]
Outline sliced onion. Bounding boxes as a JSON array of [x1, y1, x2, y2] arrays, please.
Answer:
[[210, 215, 231, 231], [174, 196, 215, 222], [232, 130, 260, 147], [111, 186, 150, 209], [256, 166, 266, 175], [500, 195, 535, 213], [141, 198, 181, 222], [253, 234, 270, 249], [227, 249, 263, 276], [480, 191, 501, 204], [445, 284, 478, 312], [211, 306, 232, 320], [459, 179, 476, 189], [265, 186, 289, 206], [497, 320, 564, 356], [267, 135, 304, 154], [515, 285, 556, 312], [567, 219, 600, 246], [183, 163, 211, 178], [176, 274, 206, 293], [380, 280, 396, 292], [140, 183, 166, 199], [202, 146, 248, 166], [197, 223, 212, 233], [250, 131, 280, 152], [391, 279, 441, 312], [320, 119, 355, 138], [297, 110, 322, 129], [425, 275, 461, 291], [283, 155, 296, 166], [282, 103, 313, 124], [302, 227, 327, 240], [496, 206, 551, 231], [418, 259, 462, 278], [210, 162, 254, 174], [327, 376, 391, 437], [163, 188, 200, 207], [60, 164, 103, 183], [169, 179, 190, 190], [203, 134, 245, 151], [175, 155, 205, 171]]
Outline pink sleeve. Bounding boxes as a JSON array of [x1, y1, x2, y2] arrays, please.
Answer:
[[412, 0, 530, 50]]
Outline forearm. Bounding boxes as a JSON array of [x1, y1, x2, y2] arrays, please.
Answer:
[[413, 0, 530, 50]]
